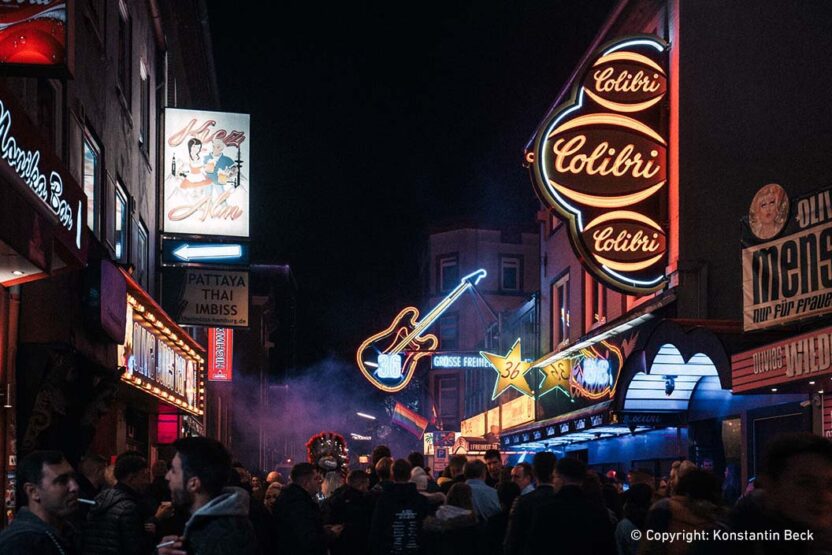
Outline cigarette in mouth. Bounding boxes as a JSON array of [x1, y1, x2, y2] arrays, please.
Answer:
[[156, 540, 176, 549], [78, 498, 96, 505]]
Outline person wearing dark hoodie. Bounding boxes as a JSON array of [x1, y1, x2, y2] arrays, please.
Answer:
[[157, 437, 259, 555], [272, 462, 328, 555], [322, 469, 373, 555], [369, 458, 430, 555], [84, 452, 155, 554], [0, 450, 81, 555]]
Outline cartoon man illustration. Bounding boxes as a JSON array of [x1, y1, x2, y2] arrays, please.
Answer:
[[203, 138, 237, 200]]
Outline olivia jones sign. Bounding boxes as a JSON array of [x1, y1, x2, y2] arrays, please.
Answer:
[[530, 35, 669, 294], [208, 328, 233, 381]]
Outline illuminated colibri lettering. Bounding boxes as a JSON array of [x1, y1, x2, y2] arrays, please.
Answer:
[[529, 35, 669, 295]]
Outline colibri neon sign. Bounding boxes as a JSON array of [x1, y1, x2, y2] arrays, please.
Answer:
[[529, 35, 670, 295], [357, 269, 487, 393]]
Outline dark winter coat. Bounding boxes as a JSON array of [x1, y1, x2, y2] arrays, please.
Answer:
[[526, 484, 616, 555], [182, 487, 259, 555], [0, 507, 79, 555], [503, 483, 556, 555], [369, 482, 430, 555], [322, 485, 373, 555], [84, 482, 152, 555], [272, 482, 327, 555]]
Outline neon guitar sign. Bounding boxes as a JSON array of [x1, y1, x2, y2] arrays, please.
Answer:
[[357, 269, 487, 393]]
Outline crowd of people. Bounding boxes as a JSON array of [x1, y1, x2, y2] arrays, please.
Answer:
[[0, 432, 830, 554]]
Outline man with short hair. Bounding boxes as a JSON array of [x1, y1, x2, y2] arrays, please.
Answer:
[[369, 445, 392, 489], [369, 459, 430, 554], [439, 454, 467, 494], [84, 452, 154, 554], [407, 451, 439, 493], [511, 462, 535, 496], [527, 457, 615, 554], [0, 450, 80, 554], [272, 462, 327, 554], [323, 470, 372, 555], [464, 459, 501, 522], [484, 449, 503, 488], [504, 451, 557, 555], [370, 456, 394, 495], [157, 437, 258, 555]]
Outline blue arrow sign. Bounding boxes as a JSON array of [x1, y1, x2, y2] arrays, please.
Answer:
[[162, 239, 249, 267]]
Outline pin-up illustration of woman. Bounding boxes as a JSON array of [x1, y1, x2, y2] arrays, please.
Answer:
[[179, 138, 213, 195]]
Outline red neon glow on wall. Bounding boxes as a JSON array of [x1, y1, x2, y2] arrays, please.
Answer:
[[157, 413, 179, 444], [208, 328, 233, 381]]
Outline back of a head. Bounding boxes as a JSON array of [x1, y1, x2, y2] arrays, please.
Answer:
[[484, 449, 501, 462], [375, 456, 394, 482], [114, 452, 148, 482], [463, 459, 486, 481], [556, 456, 587, 484], [532, 451, 557, 483], [347, 469, 369, 489], [372, 445, 392, 466], [448, 454, 467, 473], [446, 482, 474, 510], [675, 469, 721, 504], [392, 459, 412, 483], [762, 432, 832, 483], [496, 481, 521, 511], [174, 437, 232, 498], [19, 451, 65, 504], [407, 451, 425, 470], [290, 462, 317, 484], [80, 454, 107, 477]]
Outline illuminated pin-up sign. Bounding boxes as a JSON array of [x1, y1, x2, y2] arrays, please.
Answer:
[[537, 340, 624, 401], [164, 108, 250, 238], [208, 328, 233, 381], [529, 35, 669, 294], [357, 269, 486, 393]]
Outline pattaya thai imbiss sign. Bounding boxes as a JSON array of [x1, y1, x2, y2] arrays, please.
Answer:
[[529, 35, 669, 294]]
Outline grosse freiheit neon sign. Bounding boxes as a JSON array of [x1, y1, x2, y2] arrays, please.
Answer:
[[357, 269, 486, 393], [529, 36, 669, 295]]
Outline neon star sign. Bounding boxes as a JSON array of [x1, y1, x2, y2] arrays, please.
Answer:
[[528, 35, 669, 295], [480, 338, 534, 400], [536, 340, 624, 401], [357, 269, 487, 393]]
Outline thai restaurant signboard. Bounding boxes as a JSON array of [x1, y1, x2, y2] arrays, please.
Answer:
[[528, 35, 670, 295], [742, 186, 832, 331], [732, 324, 832, 392], [207, 328, 233, 381], [163, 108, 250, 238], [162, 268, 249, 328]]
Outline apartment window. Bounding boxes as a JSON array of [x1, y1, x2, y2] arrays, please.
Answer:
[[585, 273, 607, 329], [36, 79, 57, 150], [501, 255, 522, 291], [117, 0, 132, 104], [139, 59, 150, 153], [134, 219, 148, 288], [435, 374, 460, 421], [552, 273, 570, 347], [114, 181, 128, 261], [438, 255, 459, 293], [83, 134, 101, 234], [438, 313, 459, 350]]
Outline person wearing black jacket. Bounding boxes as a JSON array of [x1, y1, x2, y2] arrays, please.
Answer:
[[322, 470, 373, 555], [0, 450, 81, 555], [503, 451, 557, 555], [369, 459, 430, 555], [526, 457, 616, 555], [272, 462, 328, 555], [84, 452, 155, 555]]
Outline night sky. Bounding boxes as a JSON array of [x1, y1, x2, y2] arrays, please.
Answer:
[[207, 1, 615, 367]]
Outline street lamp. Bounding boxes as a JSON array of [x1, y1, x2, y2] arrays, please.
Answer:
[[356, 412, 376, 420]]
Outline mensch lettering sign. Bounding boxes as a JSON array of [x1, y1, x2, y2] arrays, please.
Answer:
[[173, 269, 249, 328]]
